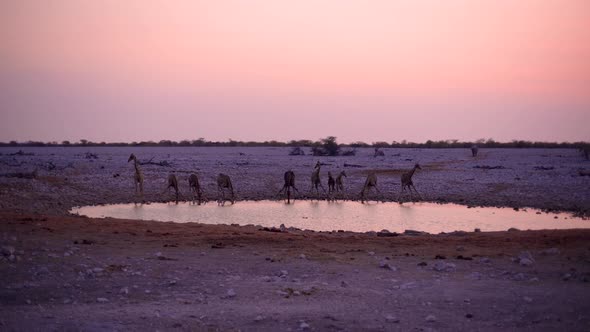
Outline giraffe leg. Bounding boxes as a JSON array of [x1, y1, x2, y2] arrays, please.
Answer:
[[411, 185, 422, 200], [399, 185, 405, 203], [277, 185, 286, 200]]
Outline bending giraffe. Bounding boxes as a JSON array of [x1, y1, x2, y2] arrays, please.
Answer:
[[360, 172, 381, 203], [277, 170, 299, 203], [217, 173, 235, 205], [188, 173, 205, 205], [335, 171, 347, 192], [163, 173, 180, 204], [399, 163, 422, 202], [327, 172, 336, 193], [310, 161, 326, 199], [127, 153, 144, 201]]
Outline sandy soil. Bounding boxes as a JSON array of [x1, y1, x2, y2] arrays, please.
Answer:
[[1, 213, 590, 331], [1, 147, 589, 331]]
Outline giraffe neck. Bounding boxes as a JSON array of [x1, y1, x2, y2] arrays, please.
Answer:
[[407, 167, 417, 179], [134, 159, 141, 173]]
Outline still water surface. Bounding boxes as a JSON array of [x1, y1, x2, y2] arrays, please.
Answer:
[[71, 201, 588, 233]]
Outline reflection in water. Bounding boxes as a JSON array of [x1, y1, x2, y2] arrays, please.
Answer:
[[71, 201, 588, 233]]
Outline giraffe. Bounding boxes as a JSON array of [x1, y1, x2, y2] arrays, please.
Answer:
[[399, 163, 422, 202], [127, 153, 144, 201], [217, 173, 235, 205], [163, 173, 179, 203], [277, 170, 299, 203], [471, 145, 479, 157], [360, 172, 381, 203], [332, 170, 348, 200], [188, 173, 205, 205], [374, 147, 385, 158], [310, 161, 326, 199], [335, 170, 347, 192], [327, 171, 336, 193]]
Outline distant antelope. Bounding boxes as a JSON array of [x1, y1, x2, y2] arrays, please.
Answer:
[[127, 153, 144, 201], [471, 145, 479, 157], [310, 161, 326, 198], [217, 173, 235, 205], [360, 172, 381, 203], [188, 173, 205, 205], [163, 173, 179, 203], [579, 146, 589, 160], [374, 148, 385, 158], [277, 170, 299, 203], [399, 164, 422, 202]]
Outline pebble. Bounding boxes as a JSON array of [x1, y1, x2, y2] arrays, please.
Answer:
[[433, 262, 456, 272], [254, 315, 264, 322], [385, 314, 400, 323], [379, 261, 397, 271], [120, 287, 129, 295], [425, 314, 437, 322], [299, 254, 306, 259], [225, 289, 236, 298], [96, 297, 109, 303], [1, 246, 15, 256], [512, 273, 527, 281], [299, 321, 310, 330], [470, 272, 483, 280], [517, 251, 535, 266], [523, 296, 533, 303], [540, 248, 560, 256]]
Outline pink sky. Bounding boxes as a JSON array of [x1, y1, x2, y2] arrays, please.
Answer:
[[1, 0, 589, 143]]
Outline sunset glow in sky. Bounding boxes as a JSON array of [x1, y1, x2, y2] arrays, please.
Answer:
[[1, 0, 589, 143]]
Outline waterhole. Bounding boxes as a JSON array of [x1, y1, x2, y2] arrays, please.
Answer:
[[71, 201, 588, 233]]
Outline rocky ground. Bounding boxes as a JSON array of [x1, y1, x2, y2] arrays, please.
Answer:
[[1, 147, 589, 331], [0, 147, 589, 215], [1, 213, 590, 331]]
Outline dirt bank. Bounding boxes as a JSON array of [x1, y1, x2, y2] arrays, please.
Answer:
[[1, 213, 589, 331]]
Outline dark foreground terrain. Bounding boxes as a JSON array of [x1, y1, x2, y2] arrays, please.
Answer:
[[1, 213, 589, 331]]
